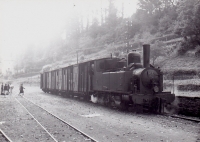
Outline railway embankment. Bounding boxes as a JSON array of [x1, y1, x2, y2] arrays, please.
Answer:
[[160, 54, 200, 117], [176, 96, 200, 117]]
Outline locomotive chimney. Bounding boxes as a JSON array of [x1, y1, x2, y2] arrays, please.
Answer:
[[143, 44, 150, 68]]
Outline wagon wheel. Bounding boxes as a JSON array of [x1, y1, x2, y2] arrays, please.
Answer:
[[105, 95, 115, 108], [134, 104, 143, 113], [195, 52, 200, 58]]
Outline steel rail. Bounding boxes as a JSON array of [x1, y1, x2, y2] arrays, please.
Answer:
[[165, 114, 200, 123], [23, 96, 99, 142], [15, 98, 58, 142], [0, 129, 13, 142]]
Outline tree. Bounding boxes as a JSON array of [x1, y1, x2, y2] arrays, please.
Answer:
[[150, 41, 166, 65], [175, 0, 200, 47], [106, 0, 118, 28], [138, 0, 162, 15], [89, 18, 100, 38], [158, 2, 178, 34], [137, 0, 178, 34]]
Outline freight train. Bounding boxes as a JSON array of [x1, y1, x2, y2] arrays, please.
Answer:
[[40, 44, 175, 113]]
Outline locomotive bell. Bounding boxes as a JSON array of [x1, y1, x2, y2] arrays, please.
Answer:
[[143, 44, 150, 68]]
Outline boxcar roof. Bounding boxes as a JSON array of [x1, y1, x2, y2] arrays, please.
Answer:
[[43, 57, 119, 73]]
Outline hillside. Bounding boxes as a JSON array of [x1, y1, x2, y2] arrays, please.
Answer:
[[12, 0, 200, 76], [54, 45, 200, 71], [161, 56, 200, 72]]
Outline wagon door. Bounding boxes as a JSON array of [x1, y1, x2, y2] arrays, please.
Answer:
[[49, 72, 51, 90], [88, 61, 94, 91], [79, 64, 83, 92], [42, 73, 46, 89], [47, 72, 51, 90], [62, 68, 67, 91], [58, 69, 62, 90], [40, 73, 43, 89], [52, 71, 56, 90], [51, 71, 53, 90], [79, 63, 89, 93], [68, 66, 73, 91], [84, 63, 88, 92], [55, 70, 58, 90], [73, 65, 79, 92], [46, 73, 49, 89]]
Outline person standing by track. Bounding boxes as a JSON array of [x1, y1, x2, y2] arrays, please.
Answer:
[[18, 84, 25, 96], [4, 84, 8, 97], [10, 84, 14, 95], [1, 83, 3, 95], [7, 84, 10, 94]]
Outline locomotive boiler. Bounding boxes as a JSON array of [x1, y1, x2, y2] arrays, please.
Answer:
[[40, 44, 175, 113]]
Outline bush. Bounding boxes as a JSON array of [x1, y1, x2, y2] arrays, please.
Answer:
[[176, 42, 188, 55], [163, 69, 198, 76], [163, 69, 199, 80], [172, 70, 197, 76], [177, 96, 200, 117], [195, 45, 200, 58], [177, 84, 200, 91]]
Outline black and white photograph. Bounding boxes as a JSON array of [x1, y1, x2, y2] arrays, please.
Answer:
[[0, 0, 200, 141]]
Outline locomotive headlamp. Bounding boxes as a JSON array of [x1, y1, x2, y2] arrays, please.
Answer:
[[153, 86, 159, 92]]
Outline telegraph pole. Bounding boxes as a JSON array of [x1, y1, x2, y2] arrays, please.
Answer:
[[126, 20, 130, 48], [76, 51, 78, 64], [125, 20, 133, 49]]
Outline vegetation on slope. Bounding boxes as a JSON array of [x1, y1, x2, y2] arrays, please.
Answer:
[[14, 0, 200, 75]]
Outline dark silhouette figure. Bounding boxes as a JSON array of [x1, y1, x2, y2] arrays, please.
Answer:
[[1, 83, 3, 95], [18, 84, 25, 96]]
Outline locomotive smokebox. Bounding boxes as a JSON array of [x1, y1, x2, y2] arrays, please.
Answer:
[[143, 44, 150, 68]]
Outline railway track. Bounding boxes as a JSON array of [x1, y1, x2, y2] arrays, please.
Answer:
[[0, 129, 13, 142], [16, 96, 98, 142]]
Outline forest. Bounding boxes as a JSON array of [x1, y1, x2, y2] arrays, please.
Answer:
[[14, 0, 200, 75]]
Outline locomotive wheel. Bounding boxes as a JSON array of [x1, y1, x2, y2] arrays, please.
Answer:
[[105, 99, 115, 108], [83, 95, 89, 101], [119, 102, 129, 111], [135, 104, 143, 113]]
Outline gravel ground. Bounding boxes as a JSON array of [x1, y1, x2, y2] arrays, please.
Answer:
[[0, 95, 53, 142], [11, 84, 199, 142], [17, 97, 94, 142]]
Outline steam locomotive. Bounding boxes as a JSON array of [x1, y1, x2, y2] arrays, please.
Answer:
[[40, 44, 175, 113]]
